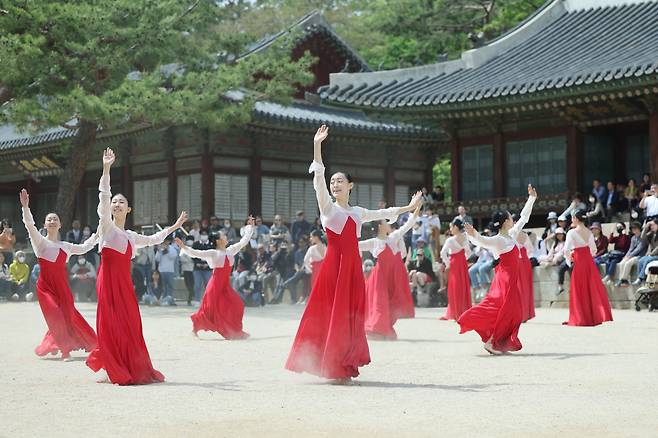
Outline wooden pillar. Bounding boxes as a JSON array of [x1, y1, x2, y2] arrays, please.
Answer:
[[493, 132, 505, 198], [385, 145, 396, 206], [165, 128, 177, 223], [566, 125, 584, 194], [249, 143, 262, 216], [650, 112, 658, 182], [450, 136, 461, 202], [201, 129, 214, 219]]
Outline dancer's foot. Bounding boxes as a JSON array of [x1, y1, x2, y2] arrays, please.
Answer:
[[329, 377, 352, 385], [484, 339, 502, 355], [61, 352, 72, 362], [95, 371, 110, 383]]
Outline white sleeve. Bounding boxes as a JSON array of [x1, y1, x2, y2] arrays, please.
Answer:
[[389, 212, 417, 241], [467, 233, 505, 253], [22, 206, 47, 256], [309, 161, 333, 217], [66, 233, 99, 256], [564, 231, 574, 266], [358, 238, 377, 253], [440, 237, 452, 266], [358, 206, 402, 224], [464, 239, 472, 259], [97, 174, 113, 239], [180, 246, 218, 264], [588, 233, 597, 256], [131, 228, 171, 249], [510, 195, 536, 238], [226, 225, 254, 258]]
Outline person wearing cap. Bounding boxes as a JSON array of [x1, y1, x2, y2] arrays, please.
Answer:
[[539, 228, 566, 267], [541, 211, 559, 240], [635, 220, 658, 284], [590, 222, 608, 265], [602, 222, 631, 284], [291, 210, 312, 244], [615, 221, 647, 286], [410, 237, 433, 263]]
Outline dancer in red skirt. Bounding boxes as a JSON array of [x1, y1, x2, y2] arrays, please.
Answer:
[[359, 205, 420, 340], [19, 189, 98, 361], [514, 218, 536, 322], [285, 125, 422, 383], [389, 216, 416, 319], [299, 229, 326, 304], [458, 184, 537, 355], [174, 217, 254, 339], [439, 218, 472, 321], [87, 148, 187, 385], [563, 209, 613, 326]]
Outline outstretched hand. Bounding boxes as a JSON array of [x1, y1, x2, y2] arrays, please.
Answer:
[[314, 125, 329, 144], [19, 189, 29, 207], [246, 215, 255, 226], [103, 148, 116, 168], [174, 211, 189, 229], [528, 184, 538, 198], [410, 191, 423, 209], [173, 237, 185, 249], [464, 223, 477, 237]]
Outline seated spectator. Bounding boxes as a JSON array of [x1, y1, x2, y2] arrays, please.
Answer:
[[539, 228, 566, 267], [635, 220, 658, 284], [590, 222, 608, 265], [255, 243, 275, 302], [231, 241, 253, 292], [560, 193, 586, 219], [8, 250, 29, 301], [639, 173, 653, 194], [410, 237, 433, 263], [586, 194, 605, 223], [70, 255, 97, 302], [208, 216, 222, 234], [592, 179, 606, 204], [0, 252, 12, 299], [557, 215, 570, 233], [66, 219, 83, 244], [454, 205, 473, 225], [431, 185, 445, 203], [604, 181, 619, 219], [252, 216, 270, 245], [0, 218, 16, 265], [541, 211, 559, 240], [615, 221, 646, 286], [624, 178, 639, 213], [639, 183, 658, 222], [273, 237, 310, 304], [311, 217, 323, 234], [469, 242, 494, 300], [270, 215, 291, 244], [407, 249, 436, 294], [142, 270, 163, 306], [602, 222, 631, 284], [155, 238, 179, 306], [221, 219, 238, 244]]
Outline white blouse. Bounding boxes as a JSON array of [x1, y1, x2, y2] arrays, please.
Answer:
[[310, 161, 401, 238], [97, 174, 173, 257], [440, 235, 472, 267], [22, 206, 98, 262], [564, 228, 597, 267], [358, 212, 418, 259], [303, 244, 326, 273], [467, 195, 536, 259], [180, 225, 254, 268]]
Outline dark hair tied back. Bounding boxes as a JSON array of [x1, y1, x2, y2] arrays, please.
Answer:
[[451, 218, 464, 231], [571, 209, 587, 223], [491, 210, 508, 232]]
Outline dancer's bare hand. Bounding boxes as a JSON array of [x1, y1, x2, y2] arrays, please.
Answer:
[[174, 211, 188, 229], [173, 237, 185, 249], [103, 148, 115, 168], [314, 125, 329, 144], [464, 223, 477, 237], [528, 184, 538, 198], [19, 189, 29, 207]]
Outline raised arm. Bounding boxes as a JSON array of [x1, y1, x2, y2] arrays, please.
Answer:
[[310, 125, 334, 216], [132, 211, 188, 249], [227, 220, 255, 258], [464, 223, 505, 253], [97, 148, 115, 237], [19, 190, 46, 254], [390, 205, 420, 241], [510, 185, 538, 238], [66, 233, 99, 256], [174, 238, 217, 263], [360, 191, 423, 224]]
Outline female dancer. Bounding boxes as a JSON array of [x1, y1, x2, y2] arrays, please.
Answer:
[[359, 205, 420, 340], [439, 218, 472, 321], [174, 217, 254, 339], [299, 229, 326, 304], [285, 125, 422, 382], [87, 148, 187, 385], [563, 210, 613, 326], [389, 217, 416, 319], [458, 184, 537, 355], [514, 216, 536, 322], [19, 189, 98, 360]]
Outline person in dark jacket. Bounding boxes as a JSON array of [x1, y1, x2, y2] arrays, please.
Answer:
[[268, 242, 295, 304]]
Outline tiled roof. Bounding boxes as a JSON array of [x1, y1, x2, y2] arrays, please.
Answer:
[[240, 11, 370, 72], [0, 124, 76, 151], [321, 0, 658, 109], [252, 100, 434, 137]]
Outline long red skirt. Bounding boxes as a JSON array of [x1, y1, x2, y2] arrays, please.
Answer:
[[518, 247, 535, 322], [441, 249, 472, 321], [34, 249, 97, 358], [364, 246, 399, 340], [191, 259, 249, 339], [86, 246, 164, 385], [285, 218, 370, 379], [391, 253, 415, 319], [564, 247, 613, 326], [458, 246, 523, 352]]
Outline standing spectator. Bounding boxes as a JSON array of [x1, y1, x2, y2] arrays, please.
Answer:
[[602, 222, 631, 284], [560, 193, 586, 219], [615, 222, 647, 286], [431, 185, 445, 203], [222, 219, 237, 244], [639, 173, 653, 194], [200, 218, 210, 234], [253, 216, 271, 245], [454, 205, 473, 225], [269, 241, 295, 304], [635, 220, 658, 284], [592, 179, 606, 204], [586, 194, 605, 223], [134, 246, 155, 295], [0, 219, 16, 265], [273, 237, 310, 304], [192, 230, 213, 303], [8, 250, 29, 300], [208, 216, 222, 234], [605, 181, 619, 219], [0, 252, 12, 299], [179, 236, 196, 305], [270, 214, 291, 244], [70, 255, 97, 302], [291, 211, 312, 244], [410, 217, 427, 248], [155, 238, 179, 305], [624, 178, 639, 212], [66, 219, 83, 244], [255, 243, 275, 302], [639, 183, 658, 222], [590, 222, 609, 265], [423, 208, 442, 261], [420, 187, 432, 210], [189, 220, 202, 241]]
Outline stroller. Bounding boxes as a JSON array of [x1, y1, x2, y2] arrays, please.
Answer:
[[634, 263, 658, 311]]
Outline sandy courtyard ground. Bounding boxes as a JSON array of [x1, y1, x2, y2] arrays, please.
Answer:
[[0, 302, 656, 438]]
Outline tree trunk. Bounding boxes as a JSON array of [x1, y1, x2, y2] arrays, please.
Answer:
[[55, 119, 97, 231]]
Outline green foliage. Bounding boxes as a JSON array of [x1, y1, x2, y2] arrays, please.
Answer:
[[0, 0, 314, 132], [433, 155, 452, 202]]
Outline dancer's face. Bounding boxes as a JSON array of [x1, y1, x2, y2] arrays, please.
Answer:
[[216, 231, 228, 248], [43, 213, 61, 232], [330, 172, 353, 203], [111, 194, 131, 218], [379, 221, 392, 235]]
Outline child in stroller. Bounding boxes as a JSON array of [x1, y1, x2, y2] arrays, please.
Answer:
[[634, 262, 658, 311]]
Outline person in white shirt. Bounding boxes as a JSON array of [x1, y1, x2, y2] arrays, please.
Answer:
[[155, 238, 179, 306], [639, 183, 658, 221]]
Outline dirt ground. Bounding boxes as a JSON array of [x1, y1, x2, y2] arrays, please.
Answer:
[[0, 302, 655, 438]]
